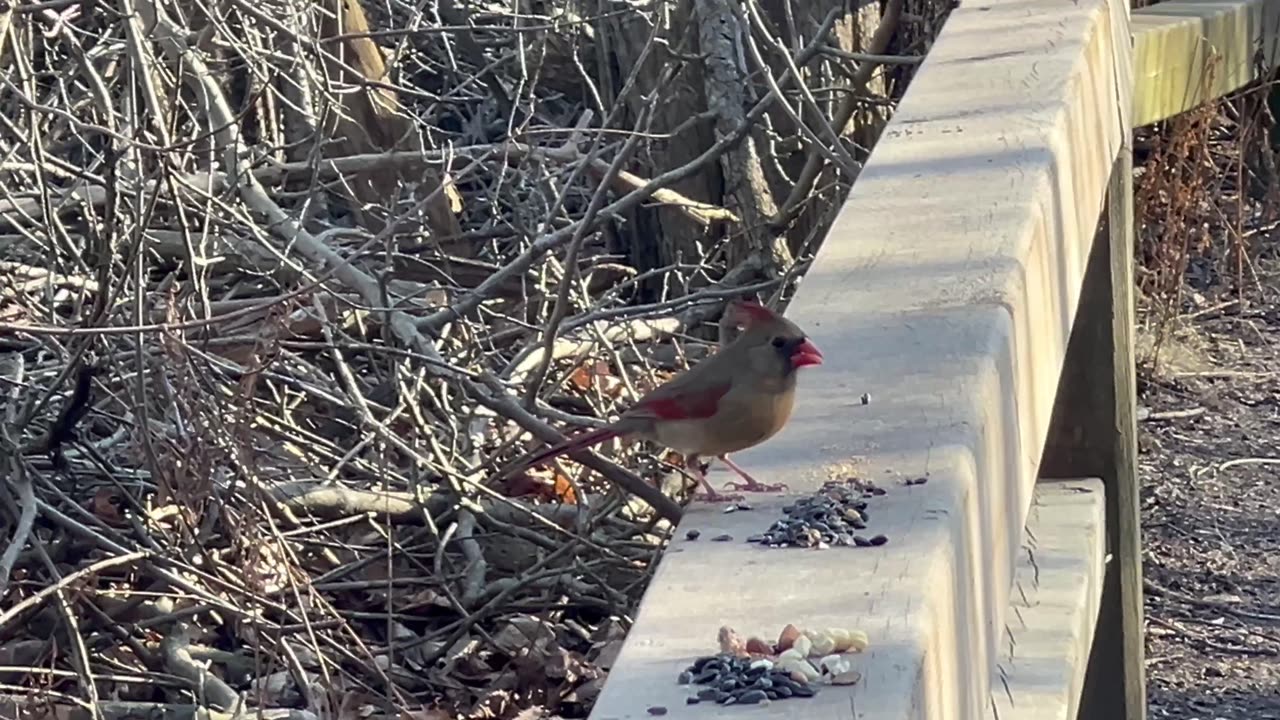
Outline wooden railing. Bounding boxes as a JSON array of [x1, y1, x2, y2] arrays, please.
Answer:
[[586, 0, 1280, 719]]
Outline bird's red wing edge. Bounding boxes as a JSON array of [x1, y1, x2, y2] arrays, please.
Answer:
[[633, 383, 731, 421]]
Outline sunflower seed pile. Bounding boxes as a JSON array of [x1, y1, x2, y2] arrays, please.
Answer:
[[677, 653, 817, 705], [747, 480, 889, 549]]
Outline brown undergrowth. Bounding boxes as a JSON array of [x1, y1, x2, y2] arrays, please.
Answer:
[[1132, 73, 1280, 720]]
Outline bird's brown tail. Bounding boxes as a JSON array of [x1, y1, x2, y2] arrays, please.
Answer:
[[523, 426, 620, 469]]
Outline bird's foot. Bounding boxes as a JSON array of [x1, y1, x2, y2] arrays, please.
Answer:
[[723, 478, 790, 493], [718, 455, 789, 493], [695, 486, 746, 503], [687, 459, 745, 503]]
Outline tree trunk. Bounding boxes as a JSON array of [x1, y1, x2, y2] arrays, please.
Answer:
[[318, 0, 462, 241], [604, 3, 726, 296], [696, 0, 795, 275], [601, 0, 898, 281]]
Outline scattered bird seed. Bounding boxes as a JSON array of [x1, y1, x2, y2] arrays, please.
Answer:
[[685, 529, 701, 541], [747, 480, 889, 549], [711, 534, 734, 542], [679, 652, 818, 706], [831, 670, 862, 686]]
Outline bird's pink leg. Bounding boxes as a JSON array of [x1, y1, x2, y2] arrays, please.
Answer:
[[687, 456, 744, 503], [719, 454, 789, 493]]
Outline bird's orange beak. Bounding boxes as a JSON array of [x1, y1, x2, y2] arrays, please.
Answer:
[[791, 338, 823, 369]]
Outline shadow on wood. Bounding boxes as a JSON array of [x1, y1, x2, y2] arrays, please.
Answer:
[[1040, 149, 1146, 720]]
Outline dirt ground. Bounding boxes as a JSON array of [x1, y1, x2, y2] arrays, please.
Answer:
[[1136, 258, 1280, 718]]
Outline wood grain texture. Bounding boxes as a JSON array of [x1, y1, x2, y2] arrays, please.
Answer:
[[1042, 148, 1145, 720], [988, 479, 1106, 720], [1131, 0, 1280, 127], [588, 0, 1132, 716]]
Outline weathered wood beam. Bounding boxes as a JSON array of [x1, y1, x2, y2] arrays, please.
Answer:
[[987, 478, 1107, 720], [1132, 0, 1280, 126], [1041, 146, 1145, 720]]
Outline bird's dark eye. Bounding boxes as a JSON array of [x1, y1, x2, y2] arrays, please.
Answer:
[[771, 337, 787, 349]]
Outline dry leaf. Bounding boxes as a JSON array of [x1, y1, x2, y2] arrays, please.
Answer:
[[442, 173, 464, 214], [396, 588, 453, 612], [469, 688, 514, 718], [568, 363, 594, 392], [89, 488, 127, 526], [567, 360, 619, 397], [492, 615, 559, 656], [503, 472, 548, 499], [552, 471, 577, 504], [504, 470, 578, 505]]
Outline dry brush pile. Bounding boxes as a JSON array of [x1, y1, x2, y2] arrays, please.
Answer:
[[0, 0, 946, 716], [1133, 74, 1280, 377]]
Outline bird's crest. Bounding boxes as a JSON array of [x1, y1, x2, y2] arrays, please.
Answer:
[[727, 298, 778, 326]]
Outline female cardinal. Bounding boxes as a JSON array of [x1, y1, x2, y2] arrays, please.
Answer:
[[510, 299, 823, 502]]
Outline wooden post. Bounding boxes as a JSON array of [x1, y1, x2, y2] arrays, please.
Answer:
[[1040, 145, 1145, 720]]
